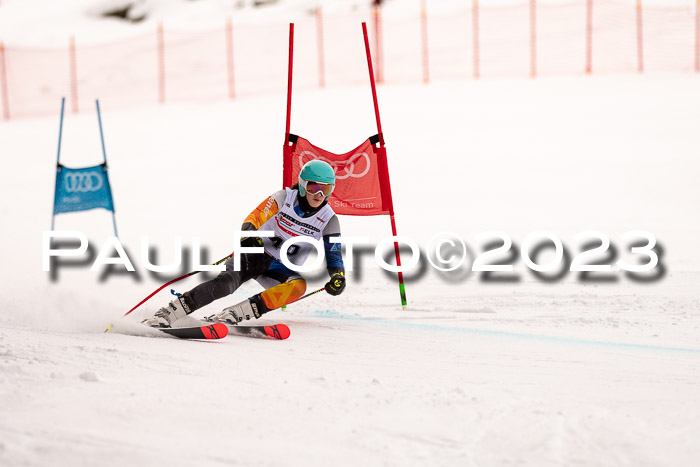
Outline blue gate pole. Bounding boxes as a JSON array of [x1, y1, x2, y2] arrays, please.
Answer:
[[95, 99, 118, 238], [96, 99, 107, 164], [51, 97, 66, 231]]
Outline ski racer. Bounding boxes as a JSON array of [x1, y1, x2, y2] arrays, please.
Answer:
[[142, 160, 346, 328]]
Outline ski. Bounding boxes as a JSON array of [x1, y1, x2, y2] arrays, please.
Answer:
[[229, 323, 290, 340], [158, 323, 229, 340], [202, 320, 290, 340]]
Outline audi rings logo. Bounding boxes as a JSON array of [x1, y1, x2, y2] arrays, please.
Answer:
[[63, 171, 104, 193], [299, 151, 371, 180]]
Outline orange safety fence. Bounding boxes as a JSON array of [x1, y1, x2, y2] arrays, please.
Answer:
[[1, 0, 698, 121]]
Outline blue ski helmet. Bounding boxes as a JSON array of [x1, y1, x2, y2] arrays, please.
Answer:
[[298, 160, 336, 197]]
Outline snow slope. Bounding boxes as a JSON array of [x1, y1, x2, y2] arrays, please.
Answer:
[[1, 1, 700, 466]]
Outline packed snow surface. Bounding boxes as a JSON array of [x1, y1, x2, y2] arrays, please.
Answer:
[[1, 1, 700, 466]]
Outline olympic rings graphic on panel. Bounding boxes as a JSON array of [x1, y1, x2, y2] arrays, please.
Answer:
[[63, 171, 104, 193], [298, 151, 371, 180]]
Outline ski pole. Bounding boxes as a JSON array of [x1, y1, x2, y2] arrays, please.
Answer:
[[298, 287, 326, 301], [123, 252, 234, 317], [281, 286, 326, 311]]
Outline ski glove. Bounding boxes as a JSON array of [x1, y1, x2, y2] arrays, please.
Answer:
[[325, 272, 346, 296]]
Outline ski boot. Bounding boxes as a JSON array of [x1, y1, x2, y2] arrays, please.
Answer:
[[142, 297, 188, 328], [206, 298, 260, 325]]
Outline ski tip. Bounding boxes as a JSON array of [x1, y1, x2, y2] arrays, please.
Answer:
[[202, 322, 229, 339], [265, 324, 291, 340]]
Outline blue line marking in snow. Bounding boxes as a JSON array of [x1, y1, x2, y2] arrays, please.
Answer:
[[310, 309, 700, 355]]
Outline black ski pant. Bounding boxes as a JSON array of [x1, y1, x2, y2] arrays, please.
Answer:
[[181, 252, 274, 314]]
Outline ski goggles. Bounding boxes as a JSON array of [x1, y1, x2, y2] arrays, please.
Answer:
[[303, 181, 334, 197]]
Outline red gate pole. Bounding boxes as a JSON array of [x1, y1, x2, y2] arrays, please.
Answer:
[[421, 0, 429, 84], [285, 23, 294, 141], [226, 19, 235, 99], [363, 22, 383, 144], [69, 36, 79, 113], [316, 7, 325, 88], [0, 43, 9, 120], [530, 0, 537, 78], [473, 0, 480, 79], [158, 23, 166, 103], [283, 23, 295, 189], [636, 0, 644, 73], [695, 0, 699, 72], [362, 22, 407, 309], [586, 0, 593, 74]]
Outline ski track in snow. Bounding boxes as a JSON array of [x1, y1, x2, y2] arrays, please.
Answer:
[[1, 307, 699, 466]]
